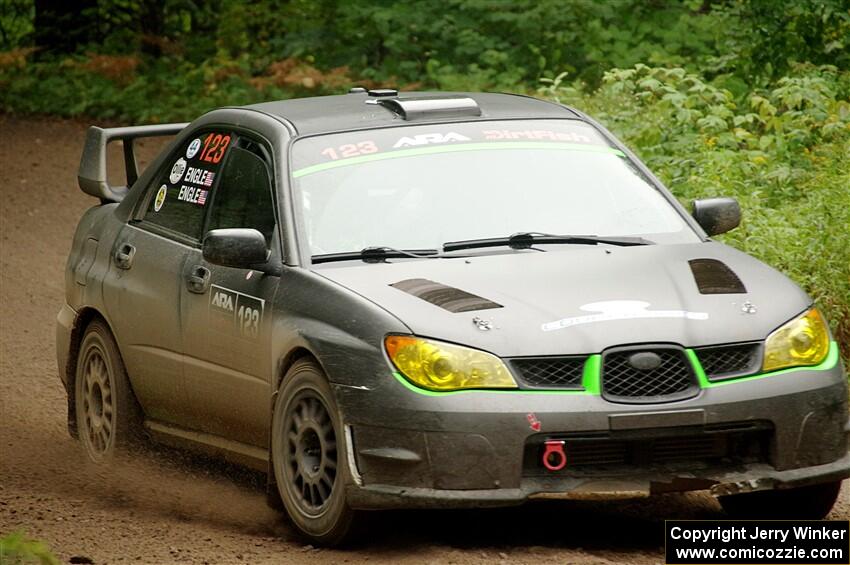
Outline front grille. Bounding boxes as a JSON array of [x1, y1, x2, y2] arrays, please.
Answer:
[[601, 346, 697, 403], [511, 356, 586, 389], [523, 423, 771, 474], [695, 342, 761, 380]]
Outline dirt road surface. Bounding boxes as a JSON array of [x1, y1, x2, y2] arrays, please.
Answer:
[[1, 115, 847, 565]]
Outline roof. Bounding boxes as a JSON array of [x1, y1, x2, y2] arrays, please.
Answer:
[[245, 91, 579, 136]]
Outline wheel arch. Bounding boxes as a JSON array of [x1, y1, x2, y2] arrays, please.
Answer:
[[64, 307, 118, 438], [266, 344, 328, 499], [274, 346, 328, 394]]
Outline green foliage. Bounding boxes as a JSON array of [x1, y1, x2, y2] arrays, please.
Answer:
[[541, 64, 850, 357], [0, 0, 32, 50], [718, 0, 850, 81], [0, 532, 58, 565], [0, 1, 847, 360]]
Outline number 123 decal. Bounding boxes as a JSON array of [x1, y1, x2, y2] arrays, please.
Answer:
[[209, 284, 264, 340]]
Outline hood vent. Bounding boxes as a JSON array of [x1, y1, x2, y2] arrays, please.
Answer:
[[689, 259, 747, 294], [390, 278, 502, 313]]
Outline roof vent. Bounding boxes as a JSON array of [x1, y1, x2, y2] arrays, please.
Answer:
[[378, 96, 482, 120], [367, 88, 398, 97]]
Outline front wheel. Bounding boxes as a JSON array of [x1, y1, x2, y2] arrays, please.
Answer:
[[719, 480, 842, 519], [271, 359, 359, 545]]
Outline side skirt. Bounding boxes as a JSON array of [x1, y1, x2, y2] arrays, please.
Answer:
[[145, 420, 269, 472]]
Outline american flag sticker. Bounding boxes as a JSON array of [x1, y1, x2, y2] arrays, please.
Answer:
[[197, 190, 208, 205], [202, 171, 215, 187]]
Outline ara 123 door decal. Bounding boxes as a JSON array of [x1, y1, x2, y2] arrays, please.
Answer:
[[209, 284, 264, 340]]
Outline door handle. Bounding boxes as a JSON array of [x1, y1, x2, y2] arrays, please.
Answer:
[[187, 265, 211, 294], [114, 243, 136, 270]]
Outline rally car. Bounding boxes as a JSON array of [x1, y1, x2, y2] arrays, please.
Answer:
[[58, 88, 848, 544]]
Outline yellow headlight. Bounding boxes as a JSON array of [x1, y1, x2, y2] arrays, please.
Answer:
[[763, 308, 830, 372], [385, 335, 517, 391]]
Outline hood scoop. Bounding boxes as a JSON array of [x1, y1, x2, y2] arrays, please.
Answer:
[[390, 278, 502, 313], [689, 258, 747, 294]]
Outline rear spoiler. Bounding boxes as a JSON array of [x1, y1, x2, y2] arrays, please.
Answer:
[[78, 122, 189, 202]]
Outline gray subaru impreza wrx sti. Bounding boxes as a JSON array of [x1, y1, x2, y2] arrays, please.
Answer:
[[57, 89, 848, 544]]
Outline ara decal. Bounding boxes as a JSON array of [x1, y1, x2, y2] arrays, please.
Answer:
[[209, 284, 264, 340], [392, 132, 470, 148]]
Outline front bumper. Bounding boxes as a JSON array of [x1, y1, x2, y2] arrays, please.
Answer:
[[346, 453, 850, 509], [335, 355, 849, 510]]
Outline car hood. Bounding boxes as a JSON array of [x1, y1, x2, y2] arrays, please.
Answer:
[[314, 242, 810, 357]]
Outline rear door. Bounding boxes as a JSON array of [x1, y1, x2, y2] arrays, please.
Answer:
[[102, 133, 212, 426], [179, 133, 280, 447]]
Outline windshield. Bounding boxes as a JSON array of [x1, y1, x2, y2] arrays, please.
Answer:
[[290, 120, 698, 256]]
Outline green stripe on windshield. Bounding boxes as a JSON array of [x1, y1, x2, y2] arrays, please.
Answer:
[[292, 142, 625, 178]]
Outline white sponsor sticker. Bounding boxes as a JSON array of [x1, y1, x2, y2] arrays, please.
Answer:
[[154, 184, 167, 212], [393, 132, 471, 148], [186, 138, 201, 159], [177, 185, 208, 206], [541, 300, 709, 332], [169, 158, 187, 184]]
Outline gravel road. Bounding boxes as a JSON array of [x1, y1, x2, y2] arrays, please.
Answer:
[[1, 115, 847, 565]]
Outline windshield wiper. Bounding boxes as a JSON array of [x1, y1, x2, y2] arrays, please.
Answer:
[[442, 232, 652, 252], [312, 246, 443, 264]]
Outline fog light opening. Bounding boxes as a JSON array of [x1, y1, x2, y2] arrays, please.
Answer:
[[542, 440, 567, 471]]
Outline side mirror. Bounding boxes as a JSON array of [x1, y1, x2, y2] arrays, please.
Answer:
[[203, 228, 269, 269], [692, 197, 741, 236]]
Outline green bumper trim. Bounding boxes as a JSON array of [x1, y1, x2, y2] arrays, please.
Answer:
[[293, 142, 625, 178], [393, 354, 602, 397], [689, 340, 840, 388]]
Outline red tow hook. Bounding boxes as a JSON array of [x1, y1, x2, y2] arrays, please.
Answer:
[[542, 440, 567, 471]]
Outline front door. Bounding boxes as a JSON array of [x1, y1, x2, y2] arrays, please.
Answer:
[[102, 133, 212, 427], [179, 134, 279, 447]]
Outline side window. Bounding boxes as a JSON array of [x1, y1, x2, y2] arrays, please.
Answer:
[[206, 139, 276, 245], [143, 131, 233, 240]]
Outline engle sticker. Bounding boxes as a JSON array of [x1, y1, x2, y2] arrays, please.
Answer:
[[183, 166, 215, 187]]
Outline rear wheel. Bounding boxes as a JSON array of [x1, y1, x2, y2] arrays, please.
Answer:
[[74, 319, 141, 462], [271, 359, 359, 546], [719, 480, 842, 519]]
